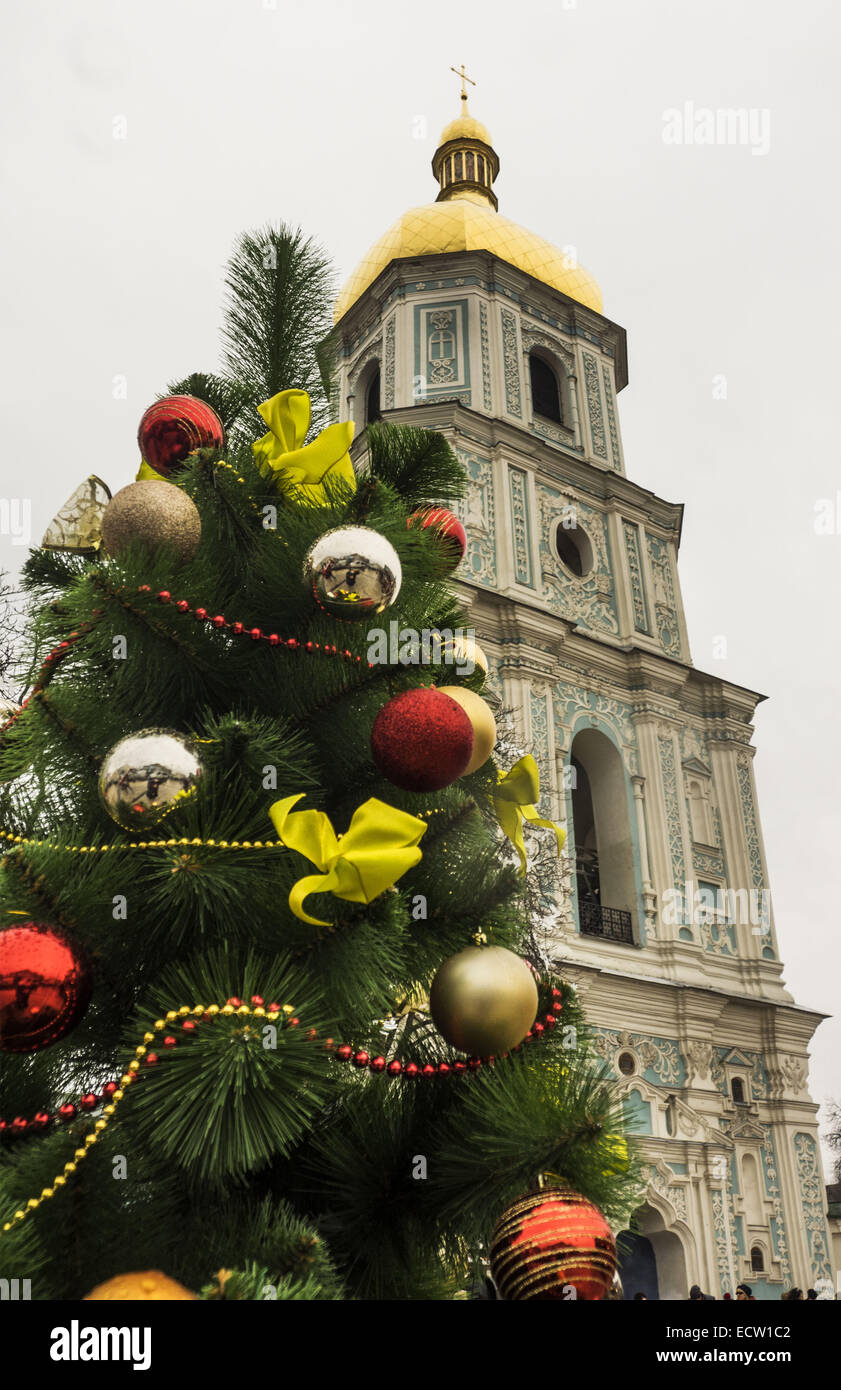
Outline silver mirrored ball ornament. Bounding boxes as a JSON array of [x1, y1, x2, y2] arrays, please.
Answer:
[[98, 729, 204, 832], [303, 525, 402, 620]]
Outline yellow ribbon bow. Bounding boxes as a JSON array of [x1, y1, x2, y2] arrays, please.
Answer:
[[136, 460, 167, 481], [268, 793, 426, 926], [251, 389, 356, 503], [493, 755, 566, 876]]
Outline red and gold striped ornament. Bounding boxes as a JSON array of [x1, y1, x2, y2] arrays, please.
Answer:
[[408, 507, 467, 569], [138, 395, 224, 478], [489, 1184, 617, 1300]]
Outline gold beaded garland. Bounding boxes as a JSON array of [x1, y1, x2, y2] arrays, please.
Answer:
[[0, 827, 287, 854], [0, 999, 295, 1235]]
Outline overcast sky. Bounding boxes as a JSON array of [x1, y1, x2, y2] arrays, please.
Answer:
[[1, 0, 839, 1173]]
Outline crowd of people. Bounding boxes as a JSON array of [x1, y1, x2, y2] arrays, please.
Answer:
[[615, 1283, 825, 1300]]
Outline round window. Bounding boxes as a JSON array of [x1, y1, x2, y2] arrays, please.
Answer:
[[555, 522, 593, 577], [618, 1052, 636, 1076]]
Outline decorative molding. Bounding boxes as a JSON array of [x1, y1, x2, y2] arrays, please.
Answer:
[[622, 520, 650, 633], [711, 1047, 769, 1101], [508, 466, 533, 587], [793, 1132, 833, 1286], [646, 1161, 688, 1223], [592, 1028, 686, 1087], [582, 352, 607, 459], [414, 300, 471, 400], [454, 447, 497, 589], [500, 307, 522, 417], [658, 733, 686, 889], [684, 1039, 714, 1081], [767, 1055, 808, 1098], [521, 327, 576, 374], [602, 363, 621, 471], [537, 484, 620, 636], [383, 315, 396, 408], [529, 686, 551, 811], [479, 300, 492, 412], [736, 754, 765, 897], [699, 919, 736, 956], [712, 1186, 734, 1295], [647, 535, 681, 657], [348, 337, 383, 390], [553, 683, 639, 776]]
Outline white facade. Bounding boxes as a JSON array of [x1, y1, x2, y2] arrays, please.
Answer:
[[334, 228, 835, 1299]]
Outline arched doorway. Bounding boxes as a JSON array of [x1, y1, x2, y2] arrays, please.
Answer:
[[618, 1202, 689, 1301], [618, 1230, 659, 1300], [568, 726, 641, 943]]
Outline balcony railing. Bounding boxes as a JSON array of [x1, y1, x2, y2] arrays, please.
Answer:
[[578, 899, 634, 945]]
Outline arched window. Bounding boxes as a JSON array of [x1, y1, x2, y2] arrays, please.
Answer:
[[365, 369, 381, 425], [530, 352, 563, 424], [465, 151, 475, 180], [569, 729, 638, 944], [731, 1077, 746, 1105], [750, 1246, 764, 1273]]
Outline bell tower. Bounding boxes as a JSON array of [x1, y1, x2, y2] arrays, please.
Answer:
[[331, 87, 835, 1301]]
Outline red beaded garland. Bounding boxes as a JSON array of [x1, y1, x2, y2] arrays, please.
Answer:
[[0, 976, 566, 1136]]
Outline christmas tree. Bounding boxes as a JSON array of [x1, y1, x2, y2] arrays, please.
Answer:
[[0, 226, 639, 1302]]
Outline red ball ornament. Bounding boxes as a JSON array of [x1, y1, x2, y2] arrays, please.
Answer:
[[371, 687, 474, 792], [408, 507, 467, 569], [138, 395, 224, 478], [0, 923, 92, 1053], [490, 1185, 617, 1301]]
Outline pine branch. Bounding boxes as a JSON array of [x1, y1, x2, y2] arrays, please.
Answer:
[[361, 423, 466, 505], [222, 223, 337, 434]]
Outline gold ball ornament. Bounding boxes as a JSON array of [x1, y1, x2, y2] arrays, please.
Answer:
[[429, 945, 538, 1055], [101, 480, 201, 565], [440, 635, 489, 688], [84, 1270, 196, 1301], [490, 1185, 617, 1300], [436, 686, 496, 773]]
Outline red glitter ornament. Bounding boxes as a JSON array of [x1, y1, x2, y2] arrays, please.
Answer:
[[0, 923, 92, 1053], [371, 687, 474, 792], [490, 1185, 617, 1301], [408, 507, 467, 569], [137, 395, 224, 478]]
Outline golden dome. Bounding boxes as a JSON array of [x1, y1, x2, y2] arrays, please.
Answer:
[[334, 195, 603, 321], [438, 112, 493, 146]]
